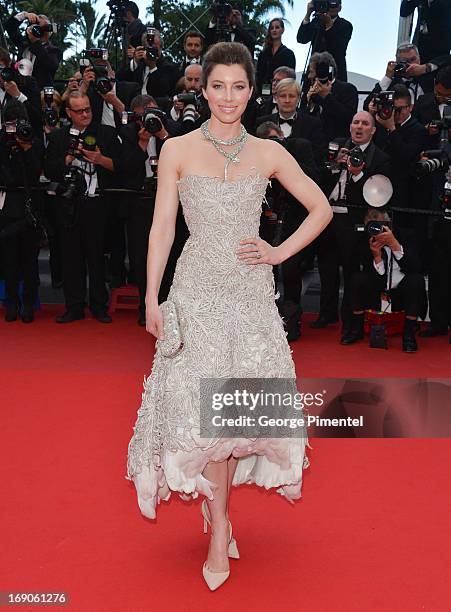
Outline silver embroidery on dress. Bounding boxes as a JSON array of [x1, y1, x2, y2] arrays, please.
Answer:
[[126, 173, 309, 516]]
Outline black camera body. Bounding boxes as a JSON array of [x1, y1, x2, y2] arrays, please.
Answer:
[[85, 48, 109, 61], [43, 86, 58, 127], [315, 61, 334, 84], [2, 118, 33, 145], [355, 220, 391, 236], [393, 59, 409, 78], [373, 90, 395, 120], [141, 107, 166, 134], [144, 27, 159, 61], [82, 50, 113, 95], [348, 145, 365, 168], [0, 66, 16, 82], [30, 22, 57, 38], [67, 129, 97, 158], [313, 0, 340, 14]]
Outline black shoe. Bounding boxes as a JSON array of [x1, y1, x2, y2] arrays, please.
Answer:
[[403, 320, 418, 353], [56, 310, 85, 323], [4, 304, 18, 322], [21, 306, 34, 323], [419, 326, 447, 338], [340, 313, 364, 345], [92, 310, 112, 324], [310, 316, 338, 329]]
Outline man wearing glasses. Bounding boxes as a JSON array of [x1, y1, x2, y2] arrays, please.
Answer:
[[44, 91, 121, 323]]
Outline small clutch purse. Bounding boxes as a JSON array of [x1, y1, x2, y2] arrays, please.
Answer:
[[158, 300, 184, 358]]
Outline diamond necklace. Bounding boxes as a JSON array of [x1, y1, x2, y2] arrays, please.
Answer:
[[201, 120, 248, 181]]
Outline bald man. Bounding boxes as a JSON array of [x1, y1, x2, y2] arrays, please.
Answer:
[[311, 110, 392, 339]]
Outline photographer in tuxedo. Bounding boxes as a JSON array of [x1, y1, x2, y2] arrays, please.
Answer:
[[313, 111, 391, 337], [0, 100, 42, 323], [5, 11, 62, 88], [125, 29, 179, 107], [44, 91, 121, 324], [0, 47, 42, 135], [257, 121, 320, 340], [256, 78, 327, 166], [413, 65, 451, 139], [368, 84, 430, 252], [364, 43, 438, 110], [117, 95, 188, 325], [342, 209, 427, 352], [204, 5, 256, 56], [297, 1, 353, 82], [302, 51, 358, 140], [401, 0, 451, 62]]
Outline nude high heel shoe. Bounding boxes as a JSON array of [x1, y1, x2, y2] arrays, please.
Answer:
[[201, 499, 240, 559], [202, 521, 234, 591]]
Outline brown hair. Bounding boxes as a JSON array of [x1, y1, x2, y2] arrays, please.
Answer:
[[201, 42, 255, 90], [184, 30, 203, 46], [265, 18, 284, 50]]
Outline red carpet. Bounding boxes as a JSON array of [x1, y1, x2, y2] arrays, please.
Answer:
[[1, 307, 450, 611]]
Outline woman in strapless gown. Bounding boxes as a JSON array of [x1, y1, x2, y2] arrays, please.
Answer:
[[126, 42, 332, 590]]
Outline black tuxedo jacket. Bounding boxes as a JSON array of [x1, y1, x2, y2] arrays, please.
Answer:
[[255, 44, 296, 93], [87, 80, 140, 130], [5, 16, 62, 88], [373, 117, 429, 211], [297, 16, 352, 82], [128, 56, 179, 105], [401, 0, 451, 61], [44, 124, 121, 190], [0, 137, 42, 218], [116, 123, 166, 191], [412, 92, 444, 148], [204, 25, 256, 56], [256, 111, 328, 166], [303, 79, 358, 141], [323, 138, 392, 222], [1, 74, 42, 134]]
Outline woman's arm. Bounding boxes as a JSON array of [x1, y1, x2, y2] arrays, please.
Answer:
[[145, 138, 181, 336], [269, 140, 332, 262], [238, 140, 332, 265]]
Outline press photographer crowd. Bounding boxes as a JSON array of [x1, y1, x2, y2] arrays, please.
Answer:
[[1, 0, 451, 354]]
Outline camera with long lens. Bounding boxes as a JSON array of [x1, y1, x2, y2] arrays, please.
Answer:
[[415, 150, 450, 177], [30, 22, 57, 38], [83, 49, 113, 95], [145, 27, 159, 61], [46, 167, 87, 227], [325, 141, 340, 171], [313, 0, 340, 14], [373, 90, 395, 120], [0, 66, 16, 82], [141, 107, 166, 134], [348, 145, 365, 168], [43, 86, 58, 127], [177, 90, 203, 123], [2, 119, 33, 146], [393, 59, 409, 78]]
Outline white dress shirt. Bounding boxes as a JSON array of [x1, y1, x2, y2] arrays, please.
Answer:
[[373, 245, 405, 289]]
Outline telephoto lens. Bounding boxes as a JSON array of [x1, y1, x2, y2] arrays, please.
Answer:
[[348, 146, 365, 168]]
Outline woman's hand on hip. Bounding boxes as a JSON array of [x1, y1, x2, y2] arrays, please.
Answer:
[[236, 238, 281, 265]]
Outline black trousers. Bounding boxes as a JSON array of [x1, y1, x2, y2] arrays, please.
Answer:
[[57, 196, 108, 313], [350, 271, 427, 318], [428, 219, 451, 330], [0, 215, 39, 309], [316, 214, 362, 325], [105, 194, 129, 282], [127, 195, 189, 313]]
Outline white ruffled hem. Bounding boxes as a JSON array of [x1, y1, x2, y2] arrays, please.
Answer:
[[130, 439, 310, 520]]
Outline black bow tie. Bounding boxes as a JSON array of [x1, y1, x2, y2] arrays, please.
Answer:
[[280, 117, 294, 126]]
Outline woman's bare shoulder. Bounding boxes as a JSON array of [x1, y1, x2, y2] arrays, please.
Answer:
[[247, 134, 288, 177]]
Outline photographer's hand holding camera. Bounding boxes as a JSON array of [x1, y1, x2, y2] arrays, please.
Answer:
[[0, 100, 43, 323], [297, 1, 353, 82], [342, 210, 427, 352], [169, 64, 208, 134], [44, 91, 121, 324], [204, 4, 256, 56], [303, 51, 358, 140], [5, 11, 62, 88], [127, 29, 179, 105]]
